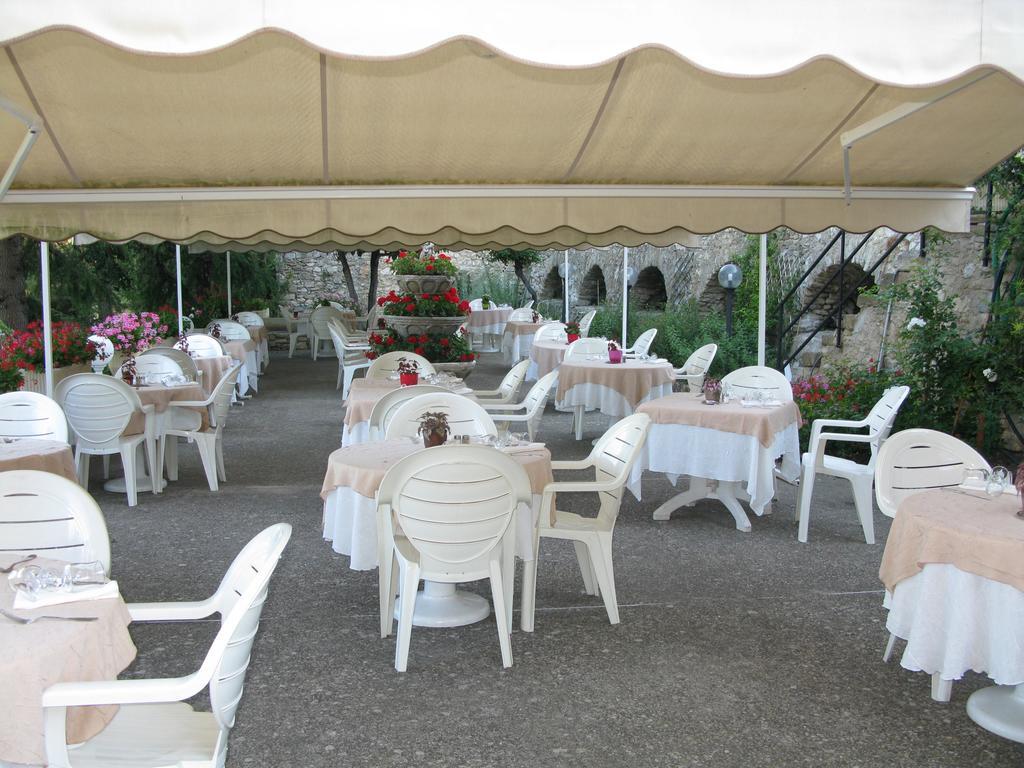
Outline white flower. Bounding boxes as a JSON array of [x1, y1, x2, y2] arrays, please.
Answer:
[[907, 317, 927, 330], [983, 368, 998, 383]]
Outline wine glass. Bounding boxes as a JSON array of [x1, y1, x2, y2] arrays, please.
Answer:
[[988, 466, 1011, 498]]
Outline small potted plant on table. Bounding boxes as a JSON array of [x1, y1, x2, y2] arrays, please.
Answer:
[[417, 411, 451, 448], [481, 294, 492, 310], [564, 321, 580, 344], [703, 377, 722, 404], [397, 357, 420, 386], [608, 339, 623, 364]]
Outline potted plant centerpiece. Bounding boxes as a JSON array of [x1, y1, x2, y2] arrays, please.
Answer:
[[481, 294, 492, 310], [564, 321, 581, 344], [703, 377, 722, 404], [531, 310, 541, 324], [418, 411, 451, 448], [608, 339, 623, 364], [397, 357, 420, 386]]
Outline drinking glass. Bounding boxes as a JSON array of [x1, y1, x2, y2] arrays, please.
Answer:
[[962, 467, 990, 490], [991, 465, 1012, 490], [64, 560, 108, 586]]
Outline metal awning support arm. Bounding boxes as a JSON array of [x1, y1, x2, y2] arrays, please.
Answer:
[[0, 94, 42, 200], [839, 71, 994, 204]]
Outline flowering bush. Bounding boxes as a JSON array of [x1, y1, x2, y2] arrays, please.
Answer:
[[91, 312, 167, 355], [155, 304, 179, 332], [0, 321, 96, 371], [366, 329, 477, 364], [377, 287, 471, 317], [0, 359, 22, 393], [387, 249, 457, 276]]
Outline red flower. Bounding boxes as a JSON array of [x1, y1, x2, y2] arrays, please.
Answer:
[[365, 351, 377, 360], [438, 253, 450, 260], [458, 300, 470, 312], [433, 295, 441, 301], [385, 336, 396, 345], [422, 293, 431, 300], [439, 338, 450, 347], [405, 303, 416, 312], [425, 264, 435, 271], [377, 297, 386, 306], [414, 346, 425, 355]]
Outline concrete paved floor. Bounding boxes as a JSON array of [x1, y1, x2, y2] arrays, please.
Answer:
[[91, 351, 1024, 767]]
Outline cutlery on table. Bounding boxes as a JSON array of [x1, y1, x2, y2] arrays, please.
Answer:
[[0, 554, 37, 574], [0, 607, 98, 624]]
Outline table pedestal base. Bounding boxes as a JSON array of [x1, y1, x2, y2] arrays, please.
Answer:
[[394, 580, 490, 628], [967, 683, 1024, 743], [651, 477, 756, 532], [102, 443, 165, 495]]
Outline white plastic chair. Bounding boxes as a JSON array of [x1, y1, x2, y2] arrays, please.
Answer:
[[563, 337, 608, 360], [278, 305, 307, 358], [874, 428, 992, 677], [384, 392, 497, 441], [234, 310, 264, 328], [366, 351, 436, 379], [140, 346, 201, 382], [578, 310, 597, 337], [161, 366, 242, 492], [533, 322, 567, 344], [471, 359, 530, 405], [377, 446, 531, 670], [483, 370, 558, 441], [87, 335, 113, 374], [624, 328, 657, 357], [206, 319, 251, 342], [469, 298, 484, 310], [327, 324, 371, 398], [309, 306, 344, 360], [0, 391, 69, 442], [116, 353, 184, 382], [796, 385, 910, 544], [367, 384, 450, 441], [520, 300, 535, 310], [674, 343, 718, 392], [55, 374, 158, 507], [508, 308, 535, 322], [43, 523, 291, 768], [0, 470, 111, 572], [523, 413, 651, 630], [721, 365, 793, 402], [180, 332, 226, 359]]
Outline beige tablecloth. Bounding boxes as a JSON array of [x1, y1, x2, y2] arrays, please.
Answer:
[[466, 307, 513, 331], [879, 489, 1024, 593], [530, 339, 569, 379], [506, 320, 547, 337], [126, 382, 209, 434], [343, 378, 401, 429], [557, 358, 674, 409], [223, 339, 257, 363], [0, 556, 136, 765], [243, 326, 268, 345], [638, 393, 803, 449], [0, 438, 77, 482], [194, 355, 234, 395], [321, 439, 554, 522]]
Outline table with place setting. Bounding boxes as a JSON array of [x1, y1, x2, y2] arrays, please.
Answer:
[[466, 305, 513, 351], [555, 354, 675, 438], [526, 338, 569, 381], [222, 338, 259, 394], [321, 437, 553, 628], [879, 484, 1024, 738], [0, 556, 135, 766], [0, 436, 77, 482], [192, 354, 235, 396], [502, 319, 554, 364], [628, 391, 802, 531]]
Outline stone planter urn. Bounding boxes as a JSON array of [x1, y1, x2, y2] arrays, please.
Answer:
[[382, 315, 466, 338], [20, 364, 91, 394], [395, 275, 455, 297], [434, 360, 476, 380]]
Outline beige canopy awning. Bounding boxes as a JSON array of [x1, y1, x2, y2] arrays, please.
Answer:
[[1, 1, 1022, 246]]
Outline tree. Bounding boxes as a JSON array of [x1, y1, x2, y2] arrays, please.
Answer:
[[486, 249, 544, 305], [0, 235, 29, 328], [336, 251, 361, 306]]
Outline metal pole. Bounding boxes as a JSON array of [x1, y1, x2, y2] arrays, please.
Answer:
[[175, 244, 184, 336], [837, 232, 845, 348], [226, 251, 233, 315], [725, 289, 735, 337], [563, 250, 569, 323], [621, 247, 629, 345], [40, 241, 54, 397], [758, 234, 767, 366]]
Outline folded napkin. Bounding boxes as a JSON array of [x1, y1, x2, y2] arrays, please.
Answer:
[[13, 580, 120, 610], [501, 442, 547, 455]]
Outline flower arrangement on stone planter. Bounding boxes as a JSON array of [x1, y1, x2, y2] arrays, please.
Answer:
[[91, 312, 167, 355], [366, 330, 477, 365], [0, 321, 97, 393], [388, 249, 457, 277]]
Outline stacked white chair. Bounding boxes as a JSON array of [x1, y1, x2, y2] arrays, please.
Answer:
[[55, 374, 158, 507], [327, 323, 371, 399], [180, 333, 226, 359], [0, 391, 69, 442], [162, 366, 243, 492], [721, 365, 793, 401], [624, 328, 658, 357], [674, 343, 718, 392], [578, 309, 597, 338], [377, 446, 531, 670], [471, 359, 530, 405], [43, 523, 292, 768], [0, 470, 110, 571], [366, 351, 436, 379], [523, 413, 651, 629], [385, 392, 497, 441], [367, 385, 450, 441], [278, 305, 307, 358], [309, 306, 343, 360], [796, 385, 911, 544], [483, 370, 558, 441], [141, 346, 201, 382], [533, 323, 567, 343]]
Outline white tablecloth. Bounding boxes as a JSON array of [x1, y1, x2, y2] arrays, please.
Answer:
[[341, 421, 370, 448], [502, 330, 536, 364], [627, 421, 801, 511], [557, 381, 674, 420], [885, 563, 1024, 685], [323, 487, 544, 570]]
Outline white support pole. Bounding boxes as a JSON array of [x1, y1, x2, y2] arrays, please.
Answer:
[[40, 241, 54, 398], [175, 244, 184, 336], [758, 234, 767, 367], [563, 250, 570, 323], [226, 251, 233, 315], [621, 246, 629, 345]]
